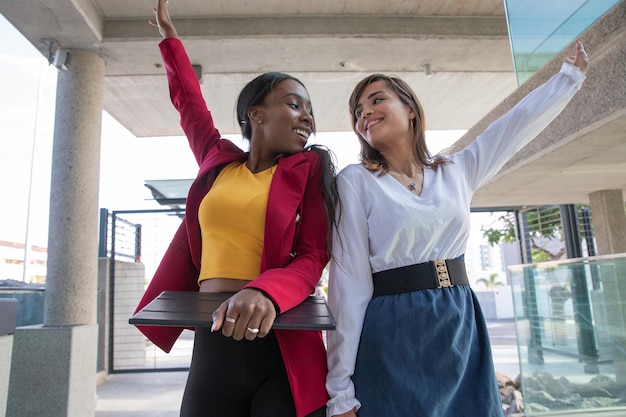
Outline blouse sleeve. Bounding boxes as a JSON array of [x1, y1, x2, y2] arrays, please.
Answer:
[[459, 62, 585, 190], [325, 171, 373, 416], [159, 38, 222, 165]]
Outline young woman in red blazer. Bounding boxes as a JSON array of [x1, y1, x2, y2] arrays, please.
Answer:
[[134, 2, 338, 416]]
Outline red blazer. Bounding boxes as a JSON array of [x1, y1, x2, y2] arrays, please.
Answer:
[[134, 38, 329, 417]]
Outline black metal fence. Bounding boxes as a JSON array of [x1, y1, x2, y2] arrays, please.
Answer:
[[99, 208, 192, 373], [511, 204, 602, 369], [516, 204, 596, 263]]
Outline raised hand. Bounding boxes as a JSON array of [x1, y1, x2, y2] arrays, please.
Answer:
[[567, 40, 589, 75], [149, 0, 178, 39]]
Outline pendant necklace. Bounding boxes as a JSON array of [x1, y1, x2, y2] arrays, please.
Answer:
[[390, 164, 421, 192], [406, 172, 418, 191], [404, 167, 420, 192]]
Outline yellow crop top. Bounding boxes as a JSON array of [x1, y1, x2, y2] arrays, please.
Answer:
[[198, 161, 274, 283]]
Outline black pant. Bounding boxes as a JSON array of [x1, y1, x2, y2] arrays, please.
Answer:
[[181, 328, 325, 417]]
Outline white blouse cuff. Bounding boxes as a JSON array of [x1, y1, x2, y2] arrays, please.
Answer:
[[560, 62, 586, 85], [326, 397, 361, 417]]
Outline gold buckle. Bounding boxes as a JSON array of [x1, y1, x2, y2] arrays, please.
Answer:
[[435, 259, 453, 288]]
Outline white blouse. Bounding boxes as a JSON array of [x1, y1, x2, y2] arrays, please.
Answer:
[[325, 62, 586, 417]]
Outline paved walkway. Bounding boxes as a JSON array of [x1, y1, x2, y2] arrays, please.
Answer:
[[96, 371, 185, 417], [95, 319, 520, 416], [487, 318, 521, 379]]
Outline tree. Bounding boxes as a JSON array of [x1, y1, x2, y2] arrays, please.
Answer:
[[481, 208, 566, 262], [476, 272, 504, 289]]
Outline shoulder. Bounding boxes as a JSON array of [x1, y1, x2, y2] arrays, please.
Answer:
[[276, 149, 319, 170], [338, 163, 372, 182], [336, 164, 379, 194], [300, 146, 332, 178], [301, 148, 322, 164]]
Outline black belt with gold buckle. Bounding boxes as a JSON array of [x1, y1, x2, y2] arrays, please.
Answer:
[[372, 258, 468, 297]]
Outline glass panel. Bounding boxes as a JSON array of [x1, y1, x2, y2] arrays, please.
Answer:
[[504, 0, 620, 85], [510, 254, 626, 415]]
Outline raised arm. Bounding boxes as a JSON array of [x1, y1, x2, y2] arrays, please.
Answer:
[[150, 0, 222, 164], [459, 41, 589, 190]]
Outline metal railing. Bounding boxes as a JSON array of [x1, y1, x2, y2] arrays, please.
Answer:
[[99, 208, 192, 373]]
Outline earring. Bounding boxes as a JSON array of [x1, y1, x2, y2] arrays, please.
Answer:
[[257, 119, 263, 124]]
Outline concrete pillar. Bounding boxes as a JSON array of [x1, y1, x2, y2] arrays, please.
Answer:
[[45, 49, 105, 325], [7, 49, 105, 417], [0, 298, 17, 417], [8, 325, 98, 416], [588, 190, 626, 256], [0, 335, 12, 417]]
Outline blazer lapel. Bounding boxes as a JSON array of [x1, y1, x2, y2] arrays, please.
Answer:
[[262, 153, 310, 269]]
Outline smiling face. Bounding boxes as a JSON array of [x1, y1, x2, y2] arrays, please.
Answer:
[[250, 79, 314, 161], [352, 80, 415, 152]]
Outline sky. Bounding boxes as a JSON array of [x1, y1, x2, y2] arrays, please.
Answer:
[[0, 12, 465, 251]]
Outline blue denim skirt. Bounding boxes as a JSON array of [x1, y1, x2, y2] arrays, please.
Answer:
[[353, 285, 503, 417]]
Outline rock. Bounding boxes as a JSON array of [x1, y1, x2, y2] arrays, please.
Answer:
[[497, 371, 516, 388], [507, 390, 524, 415], [501, 385, 515, 402]]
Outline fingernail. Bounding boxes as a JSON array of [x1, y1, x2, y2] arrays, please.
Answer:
[[211, 322, 217, 332]]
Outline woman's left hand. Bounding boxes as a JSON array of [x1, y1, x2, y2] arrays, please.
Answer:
[[149, 0, 178, 39], [211, 288, 277, 341], [567, 40, 589, 75]]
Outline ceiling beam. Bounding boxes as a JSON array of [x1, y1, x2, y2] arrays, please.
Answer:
[[103, 15, 509, 41]]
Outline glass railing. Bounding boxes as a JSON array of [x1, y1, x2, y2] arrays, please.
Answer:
[[504, 0, 620, 85], [0, 285, 45, 327], [510, 253, 626, 416]]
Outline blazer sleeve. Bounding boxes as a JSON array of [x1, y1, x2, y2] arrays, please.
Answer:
[[245, 152, 330, 313], [133, 221, 200, 352], [159, 38, 222, 165]]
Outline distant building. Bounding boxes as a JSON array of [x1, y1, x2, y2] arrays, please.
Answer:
[[0, 240, 47, 284], [465, 213, 507, 288]]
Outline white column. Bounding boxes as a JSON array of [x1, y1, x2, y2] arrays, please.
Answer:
[[45, 49, 105, 325], [8, 49, 104, 417]]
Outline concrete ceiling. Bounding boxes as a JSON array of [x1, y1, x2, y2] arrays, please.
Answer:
[[0, 0, 515, 136], [1, 0, 624, 209], [471, 112, 626, 208]]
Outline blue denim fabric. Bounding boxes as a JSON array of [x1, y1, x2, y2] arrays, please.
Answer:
[[353, 285, 503, 417]]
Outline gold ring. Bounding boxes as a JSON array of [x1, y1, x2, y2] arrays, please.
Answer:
[[246, 327, 260, 334], [224, 317, 236, 323]]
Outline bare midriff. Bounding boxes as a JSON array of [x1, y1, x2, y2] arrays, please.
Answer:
[[199, 278, 251, 293]]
